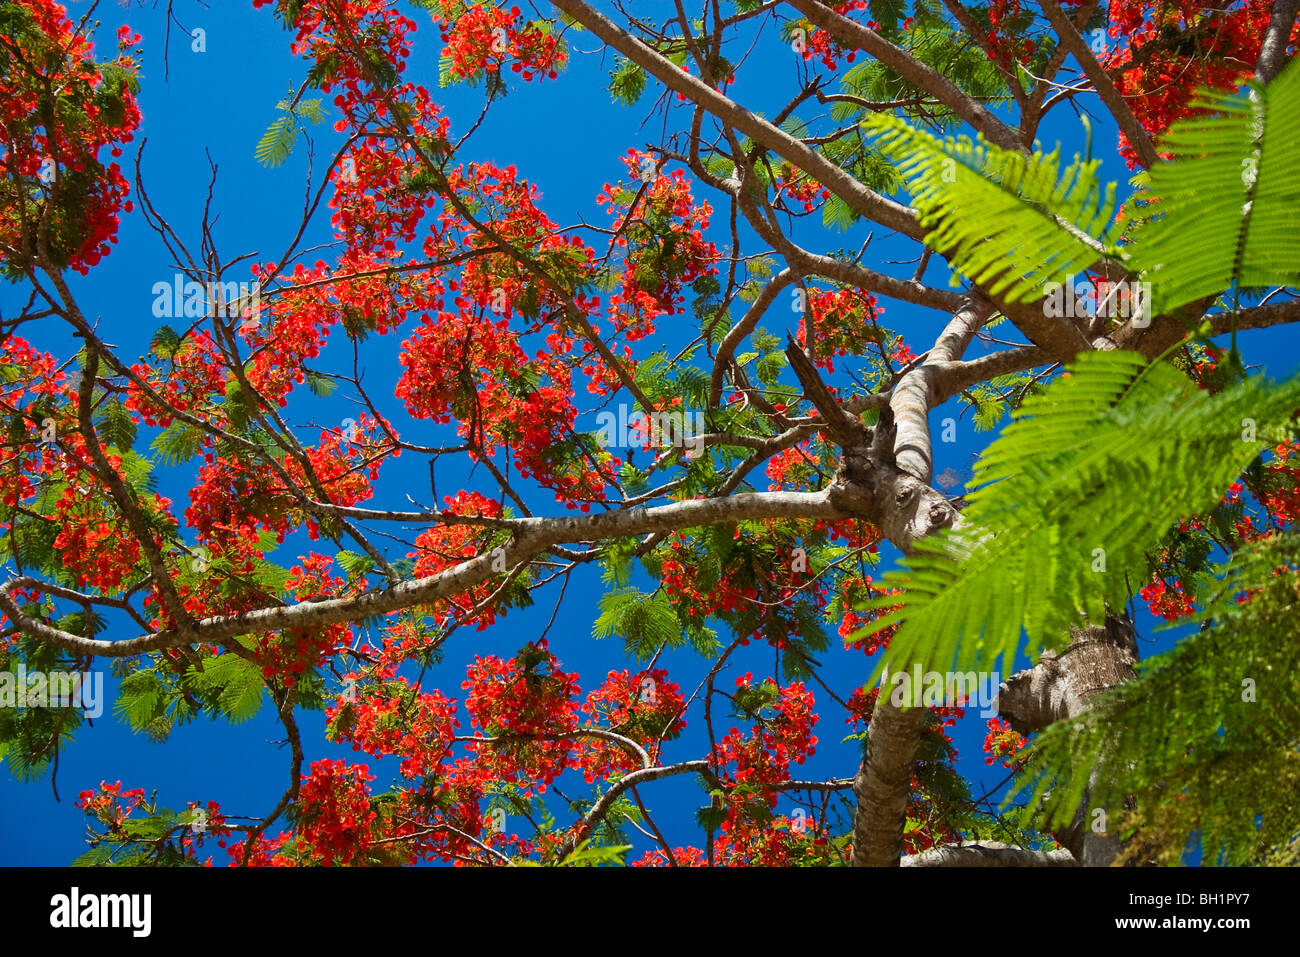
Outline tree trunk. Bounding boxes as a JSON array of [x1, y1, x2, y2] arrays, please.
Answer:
[[998, 613, 1140, 865], [901, 841, 1078, 867]]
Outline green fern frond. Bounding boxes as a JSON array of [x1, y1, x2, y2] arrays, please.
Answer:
[[1010, 532, 1300, 864], [608, 56, 647, 106], [95, 399, 136, 452], [863, 113, 1123, 302], [151, 422, 203, 467], [294, 97, 328, 125], [855, 350, 1300, 681], [1129, 58, 1300, 317], [255, 115, 298, 168], [592, 587, 683, 661]]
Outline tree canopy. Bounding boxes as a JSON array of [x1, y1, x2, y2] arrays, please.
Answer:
[[1, 0, 1298, 868]]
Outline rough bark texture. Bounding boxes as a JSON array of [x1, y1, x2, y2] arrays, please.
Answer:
[[851, 700, 932, 866], [785, 0, 1022, 151], [547, 0, 923, 240], [998, 613, 1140, 866], [825, 301, 989, 866], [1255, 0, 1300, 84], [901, 841, 1078, 867]]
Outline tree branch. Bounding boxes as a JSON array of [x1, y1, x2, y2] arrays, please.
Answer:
[[1, 490, 853, 657], [901, 840, 1078, 866], [1040, 0, 1159, 169], [1255, 0, 1299, 85], [785, 0, 1024, 152], [548, 0, 923, 239]]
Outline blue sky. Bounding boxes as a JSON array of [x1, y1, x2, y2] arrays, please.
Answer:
[[1, 0, 1294, 865]]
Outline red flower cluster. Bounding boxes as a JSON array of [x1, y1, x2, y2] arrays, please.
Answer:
[[410, 490, 509, 629], [578, 668, 687, 778], [126, 330, 226, 428], [0, 1, 141, 274], [689, 677, 845, 864], [1139, 577, 1197, 621], [714, 676, 819, 794], [233, 759, 378, 866], [838, 574, 902, 657], [632, 846, 708, 867], [983, 717, 1029, 769], [597, 150, 719, 342], [774, 169, 830, 214], [1101, 0, 1294, 166], [75, 780, 147, 824], [764, 442, 821, 491], [461, 640, 581, 796], [51, 482, 148, 592], [795, 2, 870, 71], [265, 554, 357, 682], [429, 2, 566, 82], [1257, 441, 1300, 527], [792, 287, 885, 374]]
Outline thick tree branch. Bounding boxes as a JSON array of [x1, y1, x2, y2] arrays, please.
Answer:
[[784, 0, 1023, 152], [999, 613, 1140, 865], [847, 301, 987, 866], [1256, 0, 1299, 85], [890, 296, 994, 483], [548, 0, 923, 239], [1040, 0, 1159, 169], [901, 840, 1078, 866], [1, 490, 853, 657]]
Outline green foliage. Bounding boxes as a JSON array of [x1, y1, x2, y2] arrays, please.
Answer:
[[0, 656, 88, 782], [1128, 58, 1300, 317], [857, 350, 1300, 680], [335, 548, 374, 578], [95, 398, 136, 452], [114, 669, 168, 732], [597, 537, 640, 589], [864, 112, 1123, 302], [778, 603, 830, 682], [832, 24, 1012, 130], [149, 325, 182, 360], [151, 421, 204, 467], [304, 370, 338, 397], [184, 653, 266, 724], [513, 839, 632, 867], [842, 62, 1300, 864], [223, 381, 255, 432], [631, 349, 711, 414], [819, 142, 903, 231], [255, 96, 330, 168], [730, 677, 780, 720], [609, 56, 646, 106], [957, 371, 1043, 432], [114, 644, 269, 741], [72, 796, 201, 867], [695, 794, 727, 832], [293, 97, 328, 125], [255, 116, 298, 168], [1012, 532, 1300, 865], [593, 587, 686, 661]]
